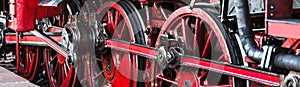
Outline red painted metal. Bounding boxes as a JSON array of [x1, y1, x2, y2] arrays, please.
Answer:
[[282, 38, 298, 49], [17, 46, 41, 81], [267, 22, 300, 39], [281, 38, 300, 52], [14, 0, 65, 31], [61, 67, 74, 87], [156, 75, 178, 85], [4, 0, 299, 86], [254, 33, 265, 49], [102, 52, 116, 82], [105, 39, 281, 86], [264, 0, 300, 39], [15, 32, 19, 74], [201, 31, 212, 58], [57, 54, 66, 64], [111, 53, 133, 87], [210, 0, 219, 3], [5, 33, 62, 44], [265, 0, 293, 19], [182, 56, 280, 86], [30, 30, 68, 57], [158, 6, 234, 86], [177, 70, 199, 87], [44, 48, 76, 87], [106, 40, 157, 59]]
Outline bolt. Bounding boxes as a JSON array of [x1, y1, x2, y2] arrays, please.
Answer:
[[270, 13, 274, 17], [0, 22, 3, 29], [270, 6, 275, 9], [67, 56, 73, 64], [144, 27, 150, 35]]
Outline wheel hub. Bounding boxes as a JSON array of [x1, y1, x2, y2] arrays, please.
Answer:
[[102, 55, 116, 82], [61, 27, 78, 66], [183, 80, 192, 87], [61, 27, 75, 52], [156, 33, 183, 69]]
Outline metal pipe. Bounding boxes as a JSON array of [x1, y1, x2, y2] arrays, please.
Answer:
[[234, 0, 300, 72], [15, 31, 19, 73], [274, 53, 300, 71], [234, 0, 264, 62]]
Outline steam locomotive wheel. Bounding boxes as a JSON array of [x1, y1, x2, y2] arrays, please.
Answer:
[[75, 0, 146, 86], [96, 1, 146, 86], [44, 48, 77, 87], [157, 6, 245, 87], [17, 46, 42, 82]]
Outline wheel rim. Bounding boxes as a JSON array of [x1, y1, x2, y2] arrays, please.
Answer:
[[18, 46, 41, 82], [156, 6, 236, 87], [44, 48, 77, 87]]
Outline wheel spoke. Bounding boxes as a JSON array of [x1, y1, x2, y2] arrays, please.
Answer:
[[181, 18, 189, 46], [218, 54, 225, 61], [93, 71, 103, 80], [49, 54, 57, 63], [18, 46, 40, 79], [157, 7, 239, 87], [108, 10, 115, 28], [62, 64, 66, 81], [95, 57, 102, 61], [63, 63, 68, 77], [89, 1, 146, 86], [118, 21, 126, 38], [156, 75, 178, 85], [115, 11, 120, 26], [66, 62, 71, 70], [53, 61, 59, 79], [193, 18, 204, 53], [44, 47, 77, 87], [201, 31, 212, 58], [193, 18, 200, 51], [28, 51, 32, 62]]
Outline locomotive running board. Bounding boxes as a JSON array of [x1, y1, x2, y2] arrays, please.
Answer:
[[106, 39, 281, 86]]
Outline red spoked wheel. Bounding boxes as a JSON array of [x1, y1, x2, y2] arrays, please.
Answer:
[[17, 46, 42, 82], [43, 48, 78, 87], [96, 1, 146, 86], [75, 0, 147, 87], [156, 6, 246, 87]]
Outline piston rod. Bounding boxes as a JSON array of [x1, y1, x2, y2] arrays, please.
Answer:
[[30, 30, 69, 57]]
